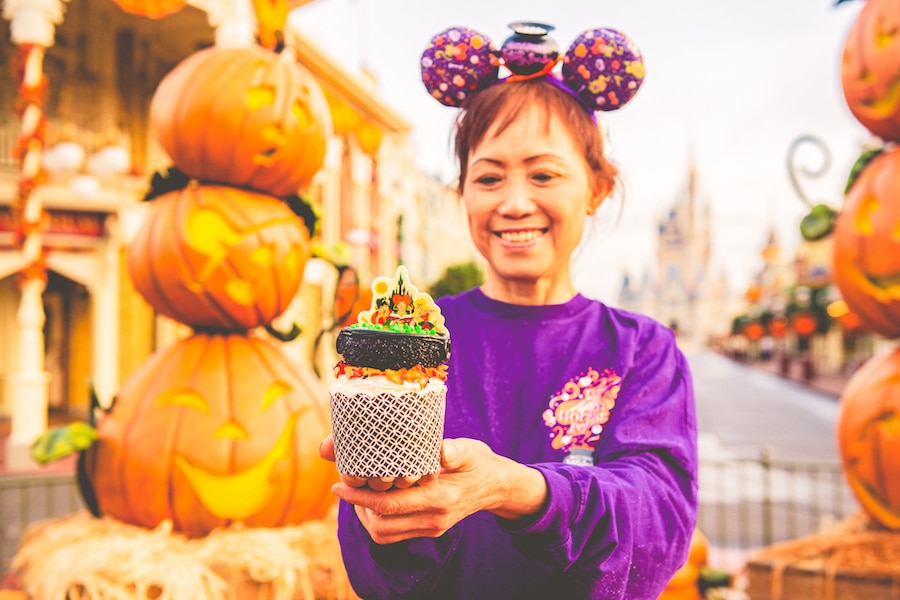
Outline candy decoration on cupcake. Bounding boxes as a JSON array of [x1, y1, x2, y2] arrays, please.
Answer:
[[421, 21, 645, 114], [335, 265, 450, 383]]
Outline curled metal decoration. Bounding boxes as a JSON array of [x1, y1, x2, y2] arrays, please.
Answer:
[[787, 135, 832, 208]]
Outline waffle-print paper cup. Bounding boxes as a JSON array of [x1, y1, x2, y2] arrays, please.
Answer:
[[329, 384, 446, 478]]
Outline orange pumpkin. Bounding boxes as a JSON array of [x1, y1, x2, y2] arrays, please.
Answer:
[[128, 183, 310, 331], [841, 0, 900, 141], [84, 332, 337, 536], [110, 0, 186, 19], [832, 147, 900, 339], [150, 45, 331, 198], [659, 529, 708, 600], [837, 348, 900, 529]]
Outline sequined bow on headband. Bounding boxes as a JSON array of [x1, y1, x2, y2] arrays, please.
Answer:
[[420, 21, 646, 114]]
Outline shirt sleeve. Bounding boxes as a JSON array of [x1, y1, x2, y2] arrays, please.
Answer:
[[498, 324, 699, 599], [336, 500, 463, 599]]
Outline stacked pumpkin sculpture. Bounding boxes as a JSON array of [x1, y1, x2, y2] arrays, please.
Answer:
[[82, 42, 338, 537], [833, 0, 900, 532]]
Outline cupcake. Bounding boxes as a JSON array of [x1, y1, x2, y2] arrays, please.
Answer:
[[329, 266, 450, 478]]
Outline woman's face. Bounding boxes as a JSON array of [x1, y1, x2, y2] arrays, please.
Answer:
[[463, 106, 592, 302]]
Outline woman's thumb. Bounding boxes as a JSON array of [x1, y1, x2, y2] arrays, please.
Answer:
[[441, 439, 460, 468]]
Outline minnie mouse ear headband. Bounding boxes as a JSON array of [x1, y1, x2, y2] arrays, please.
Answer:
[[420, 21, 645, 115]]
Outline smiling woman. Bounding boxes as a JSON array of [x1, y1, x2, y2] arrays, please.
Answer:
[[319, 22, 699, 600], [456, 80, 616, 305]]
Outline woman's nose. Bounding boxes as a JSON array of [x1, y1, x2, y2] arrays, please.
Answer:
[[498, 180, 534, 217]]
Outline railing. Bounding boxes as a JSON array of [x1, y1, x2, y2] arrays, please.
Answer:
[[698, 447, 858, 572], [0, 472, 84, 575], [0, 451, 858, 578]]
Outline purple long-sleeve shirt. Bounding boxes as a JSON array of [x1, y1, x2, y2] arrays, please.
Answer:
[[337, 288, 698, 599]]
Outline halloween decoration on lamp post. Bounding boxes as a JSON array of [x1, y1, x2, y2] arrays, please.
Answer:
[[803, 0, 900, 532]]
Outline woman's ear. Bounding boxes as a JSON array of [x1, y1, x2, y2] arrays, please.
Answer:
[[587, 178, 615, 215]]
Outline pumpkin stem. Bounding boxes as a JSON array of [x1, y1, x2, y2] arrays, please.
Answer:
[[284, 192, 319, 236], [143, 166, 191, 202]]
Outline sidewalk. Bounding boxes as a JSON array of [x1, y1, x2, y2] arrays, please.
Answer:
[[725, 353, 853, 400]]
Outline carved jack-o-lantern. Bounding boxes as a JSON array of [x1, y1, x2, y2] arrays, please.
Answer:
[[841, 0, 900, 141], [150, 45, 331, 198], [837, 347, 900, 529], [110, 0, 186, 19], [128, 184, 310, 331], [84, 332, 337, 537], [832, 147, 900, 339]]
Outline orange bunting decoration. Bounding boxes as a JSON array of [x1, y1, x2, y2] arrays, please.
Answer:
[[110, 0, 186, 19]]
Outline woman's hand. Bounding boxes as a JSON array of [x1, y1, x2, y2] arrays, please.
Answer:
[[319, 435, 548, 544]]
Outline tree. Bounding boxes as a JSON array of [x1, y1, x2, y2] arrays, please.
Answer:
[[428, 261, 484, 299]]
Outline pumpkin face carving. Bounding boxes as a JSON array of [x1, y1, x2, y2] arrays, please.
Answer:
[[832, 147, 900, 339], [128, 184, 310, 331], [841, 0, 900, 141], [84, 332, 337, 537], [150, 45, 331, 197], [837, 348, 900, 529]]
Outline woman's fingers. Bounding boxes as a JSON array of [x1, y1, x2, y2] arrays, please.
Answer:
[[367, 476, 398, 491], [318, 434, 335, 461]]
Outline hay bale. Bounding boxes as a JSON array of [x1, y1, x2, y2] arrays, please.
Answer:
[[746, 511, 900, 600], [11, 506, 356, 600]]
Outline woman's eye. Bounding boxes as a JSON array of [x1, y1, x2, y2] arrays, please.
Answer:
[[474, 175, 501, 185], [532, 172, 556, 183]]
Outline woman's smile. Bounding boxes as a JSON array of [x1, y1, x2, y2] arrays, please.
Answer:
[[494, 228, 549, 245]]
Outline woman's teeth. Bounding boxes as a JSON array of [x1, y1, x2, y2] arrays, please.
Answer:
[[498, 229, 544, 243]]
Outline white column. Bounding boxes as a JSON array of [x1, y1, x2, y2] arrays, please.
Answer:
[[202, 0, 255, 48], [91, 223, 120, 411], [7, 278, 50, 468]]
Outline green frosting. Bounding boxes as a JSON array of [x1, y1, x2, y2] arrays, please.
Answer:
[[348, 322, 443, 336]]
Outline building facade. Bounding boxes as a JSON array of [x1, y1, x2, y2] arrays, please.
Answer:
[[0, 0, 472, 468]]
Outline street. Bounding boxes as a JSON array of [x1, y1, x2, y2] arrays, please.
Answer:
[[689, 349, 842, 462]]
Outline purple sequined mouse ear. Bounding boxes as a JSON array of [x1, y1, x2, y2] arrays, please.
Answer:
[[561, 28, 645, 112], [421, 26, 500, 108]]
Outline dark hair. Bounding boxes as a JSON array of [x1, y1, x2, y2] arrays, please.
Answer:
[[453, 78, 618, 200]]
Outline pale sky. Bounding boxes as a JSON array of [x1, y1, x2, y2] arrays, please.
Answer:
[[291, 0, 869, 304]]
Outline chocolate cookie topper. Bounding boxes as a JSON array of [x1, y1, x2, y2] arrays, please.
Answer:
[[420, 21, 645, 114]]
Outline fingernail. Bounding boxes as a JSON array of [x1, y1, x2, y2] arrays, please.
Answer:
[[331, 483, 342, 498]]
